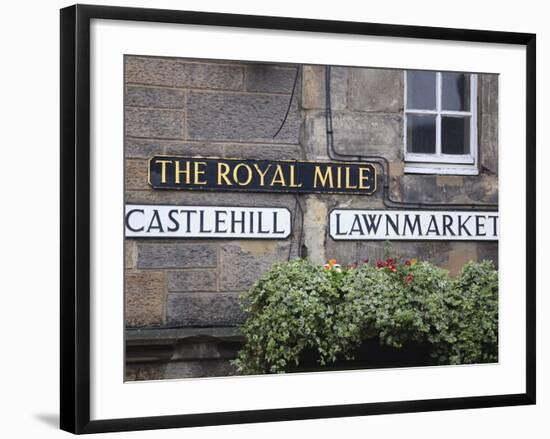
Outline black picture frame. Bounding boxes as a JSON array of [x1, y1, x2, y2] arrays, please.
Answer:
[[60, 4, 536, 434]]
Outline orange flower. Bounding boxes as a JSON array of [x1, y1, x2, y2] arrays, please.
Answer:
[[324, 264, 331, 271], [328, 259, 337, 266]]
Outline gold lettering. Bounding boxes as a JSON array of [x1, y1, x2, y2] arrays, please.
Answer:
[[289, 165, 303, 188], [358, 167, 371, 190], [194, 161, 207, 185], [345, 167, 358, 189], [155, 159, 172, 184], [313, 165, 333, 188], [217, 162, 232, 186], [336, 166, 342, 189], [175, 160, 191, 184], [253, 164, 271, 186], [233, 163, 253, 186], [270, 165, 286, 186]]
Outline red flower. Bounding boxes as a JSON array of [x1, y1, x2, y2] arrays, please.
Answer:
[[404, 274, 414, 285], [404, 259, 411, 266]]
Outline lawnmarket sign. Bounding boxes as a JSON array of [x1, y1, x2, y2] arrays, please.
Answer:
[[329, 210, 498, 241], [124, 156, 498, 240]]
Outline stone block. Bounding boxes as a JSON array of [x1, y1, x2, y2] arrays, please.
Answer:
[[137, 243, 217, 269], [186, 91, 300, 144], [481, 74, 498, 115], [125, 190, 296, 209], [164, 142, 225, 157], [125, 57, 244, 90], [125, 159, 149, 190], [463, 175, 498, 204], [125, 108, 184, 139], [303, 196, 328, 264], [220, 242, 290, 291], [477, 242, 499, 269], [125, 240, 136, 269], [245, 64, 299, 93], [125, 86, 185, 109], [302, 65, 348, 110], [480, 112, 498, 175], [163, 359, 237, 379], [168, 270, 217, 292], [400, 175, 468, 204], [446, 242, 479, 277], [125, 138, 165, 158], [125, 363, 167, 381], [223, 143, 304, 160], [349, 68, 403, 112], [125, 270, 165, 327], [167, 293, 245, 326], [303, 112, 401, 160]]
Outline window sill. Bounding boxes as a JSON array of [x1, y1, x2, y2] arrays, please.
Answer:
[[404, 164, 479, 176]]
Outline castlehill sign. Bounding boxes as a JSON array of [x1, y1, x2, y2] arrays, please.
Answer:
[[125, 205, 292, 239], [148, 156, 377, 195]]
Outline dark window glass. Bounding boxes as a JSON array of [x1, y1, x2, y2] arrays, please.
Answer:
[[407, 114, 436, 154], [407, 71, 436, 110], [441, 116, 470, 155], [442, 73, 470, 111]]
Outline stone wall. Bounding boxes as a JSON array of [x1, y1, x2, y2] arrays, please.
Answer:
[[124, 56, 498, 380]]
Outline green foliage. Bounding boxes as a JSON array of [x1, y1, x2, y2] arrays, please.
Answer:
[[233, 257, 498, 374], [233, 259, 341, 374]]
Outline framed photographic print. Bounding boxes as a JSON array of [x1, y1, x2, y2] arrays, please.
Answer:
[[60, 4, 536, 434]]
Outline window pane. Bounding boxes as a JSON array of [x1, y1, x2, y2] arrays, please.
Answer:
[[442, 73, 470, 111], [407, 114, 436, 154], [441, 116, 470, 155], [406, 71, 436, 110]]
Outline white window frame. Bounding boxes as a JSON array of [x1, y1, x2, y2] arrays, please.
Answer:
[[403, 71, 478, 175]]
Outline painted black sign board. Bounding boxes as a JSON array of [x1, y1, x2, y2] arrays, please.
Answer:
[[148, 156, 377, 195]]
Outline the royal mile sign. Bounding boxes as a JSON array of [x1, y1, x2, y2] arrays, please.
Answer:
[[329, 210, 499, 241], [148, 156, 377, 195], [125, 205, 292, 239]]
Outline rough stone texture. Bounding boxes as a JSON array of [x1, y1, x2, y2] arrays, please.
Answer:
[[125, 363, 167, 381], [125, 57, 244, 90], [219, 242, 290, 291], [349, 68, 403, 112], [303, 112, 402, 160], [125, 271, 165, 327], [325, 240, 457, 270], [125, 159, 149, 190], [302, 65, 348, 110], [245, 64, 299, 93], [137, 243, 217, 269], [125, 108, 184, 139], [125, 241, 136, 269], [446, 242, 479, 277], [480, 112, 499, 175], [223, 144, 304, 160], [126, 86, 185, 109], [167, 293, 245, 326], [399, 175, 469, 204], [164, 360, 237, 379], [168, 270, 217, 292], [126, 190, 296, 210], [303, 196, 328, 264], [463, 174, 498, 204], [164, 142, 226, 158], [477, 242, 499, 269], [186, 91, 300, 144], [125, 138, 166, 159], [481, 74, 499, 115]]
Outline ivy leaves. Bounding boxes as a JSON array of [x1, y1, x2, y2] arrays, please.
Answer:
[[233, 258, 498, 374]]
